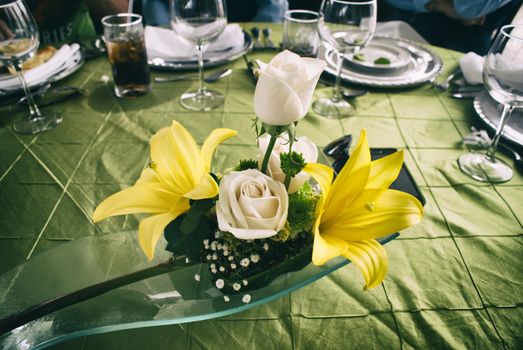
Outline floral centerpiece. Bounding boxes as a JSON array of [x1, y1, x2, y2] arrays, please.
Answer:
[[93, 51, 423, 300]]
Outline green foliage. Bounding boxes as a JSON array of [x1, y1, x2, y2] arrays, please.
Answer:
[[353, 53, 365, 62], [164, 199, 214, 260], [280, 151, 306, 177], [374, 57, 391, 65], [286, 182, 319, 237], [235, 159, 259, 171]]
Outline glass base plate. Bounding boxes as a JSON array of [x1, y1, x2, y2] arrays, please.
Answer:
[[458, 152, 513, 183], [312, 95, 354, 119], [180, 89, 224, 111], [12, 111, 62, 135]]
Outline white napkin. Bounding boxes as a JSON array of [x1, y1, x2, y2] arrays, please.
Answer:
[[145, 24, 244, 60], [459, 52, 484, 85], [0, 43, 80, 90], [459, 51, 523, 91], [491, 53, 523, 92]]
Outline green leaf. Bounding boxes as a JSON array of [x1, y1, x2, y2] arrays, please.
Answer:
[[180, 199, 214, 234], [374, 57, 391, 65], [353, 53, 365, 62], [164, 214, 213, 260]]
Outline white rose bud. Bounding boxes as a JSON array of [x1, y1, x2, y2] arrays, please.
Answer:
[[216, 169, 288, 240], [258, 134, 318, 193], [253, 50, 326, 126]]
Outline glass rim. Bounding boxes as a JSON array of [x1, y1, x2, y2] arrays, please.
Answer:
[[327, 0, 376, 4], [284, 10, 320, 23], [499, 24, 523, 41], [101, 13, 142, 27], [0, 0, 21, 9]]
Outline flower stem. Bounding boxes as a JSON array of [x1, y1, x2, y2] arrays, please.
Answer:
[[284, 174, 291, 189], [261, 134, 277, 174]]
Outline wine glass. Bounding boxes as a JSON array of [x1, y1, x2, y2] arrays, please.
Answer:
[[458, 24, 523, 183], [0, 0, 61, 134], [313, 0, 376, 119], [170, 0, 227, 111]]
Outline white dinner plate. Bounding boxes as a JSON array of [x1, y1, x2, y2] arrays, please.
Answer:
[[319, 36, 443, 88], [0, 47, 84, 97], [345, 40, 411, 73], [474, 91, 523, 148], [148, 31, 252, 71]]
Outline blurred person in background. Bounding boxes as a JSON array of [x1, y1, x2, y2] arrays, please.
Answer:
[[142, 0, 288, 26], [27, 0, 128, 46], [380, 0, 523, 54]]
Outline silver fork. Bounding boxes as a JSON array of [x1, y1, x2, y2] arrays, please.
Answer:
[[432, 68, 461, 91]]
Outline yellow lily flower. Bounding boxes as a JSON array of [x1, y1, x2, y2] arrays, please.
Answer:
[[93, 121, 237, 260], [304, 130, 423, 289]]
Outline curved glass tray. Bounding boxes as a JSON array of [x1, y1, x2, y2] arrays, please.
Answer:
[[0, 232, 398, 349]]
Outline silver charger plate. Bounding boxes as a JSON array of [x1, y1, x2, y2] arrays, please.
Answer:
[[319, 36, 443, 88], [0, 48, 84, 98], [148, 31, 252, 71], [474, 91, 523, 147]]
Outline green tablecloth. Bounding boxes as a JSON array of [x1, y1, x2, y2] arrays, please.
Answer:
[[0, 24, 522, 349]]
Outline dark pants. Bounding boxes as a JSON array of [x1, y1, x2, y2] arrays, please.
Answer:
[[378, 0, 523, 55]]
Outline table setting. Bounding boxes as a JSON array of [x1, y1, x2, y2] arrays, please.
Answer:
[[0, 0, 522, 349]]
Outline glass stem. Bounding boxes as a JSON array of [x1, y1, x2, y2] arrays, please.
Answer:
[[197, 43, 204, 95], [13, 63, 41, 120], [486, 104, 514, 161], [332, 50, 343, 103]]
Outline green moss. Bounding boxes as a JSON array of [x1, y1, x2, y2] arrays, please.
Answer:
[[286, 182, 319, 237], [235, 159, 259, 171], [280, 151, 306, 177]]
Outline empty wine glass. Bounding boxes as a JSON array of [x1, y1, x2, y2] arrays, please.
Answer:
[[0, 0, 62, 134], [170, 0, 227, 111], [313, 0, 376, 119], [458, 24, 523, 183]]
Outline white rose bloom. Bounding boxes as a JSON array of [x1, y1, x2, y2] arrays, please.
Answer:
[[216, 169, 288, 240], [253, 50, 326, 126], [258, 134, 318, 194]]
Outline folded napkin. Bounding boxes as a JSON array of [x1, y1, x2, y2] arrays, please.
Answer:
[[145, 24, 244, 60], [459, 52, 484, 85], [0, 43, 80, 90], [459, 51, 523, 91], [490, 53, 523, 92]]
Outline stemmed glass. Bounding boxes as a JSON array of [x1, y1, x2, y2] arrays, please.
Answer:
[[170, 0, 227, 111], [458, 24, 523, 183], [0, 0, 61, 134], [313, 0, 376, 119]]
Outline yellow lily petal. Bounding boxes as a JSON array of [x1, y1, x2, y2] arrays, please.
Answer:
[[136, 167, 161, 185], [303, 163, 333, 198], [138, 212, 178, 260], [311, 226, 349, 265], [151, 121, 203, 195], [183, 172, 219, 200], [323, 131, 371, 222], [344, 239, 388, 290], [201, 128, 237, 172], [92, 184, 185, 222], [366, 150, 404, 190], [324, 189, 423, 241]]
